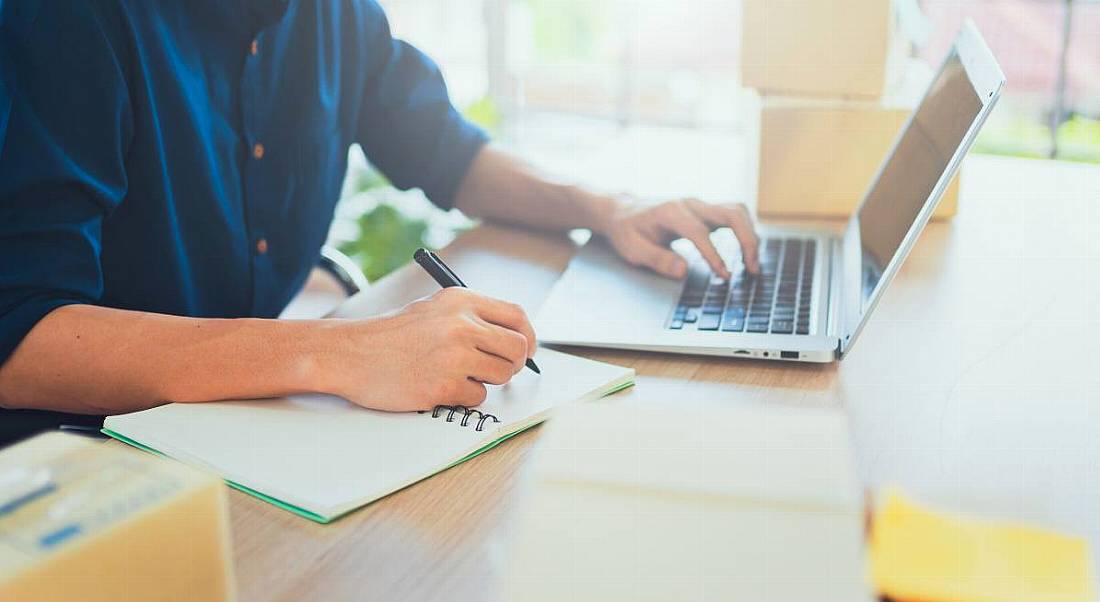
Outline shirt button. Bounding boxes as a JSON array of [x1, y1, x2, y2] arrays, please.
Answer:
[[255, 238, 269, 255], [252, 143, 265, 160], [250, 39, 259, 56]]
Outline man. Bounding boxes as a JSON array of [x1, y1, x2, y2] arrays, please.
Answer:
[[0, 0, 759, 445]]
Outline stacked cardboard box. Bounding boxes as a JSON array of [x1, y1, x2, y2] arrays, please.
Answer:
[[742, 0, 959, 219]]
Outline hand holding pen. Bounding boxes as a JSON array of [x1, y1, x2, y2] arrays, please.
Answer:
[[414, 248, 541, 375]]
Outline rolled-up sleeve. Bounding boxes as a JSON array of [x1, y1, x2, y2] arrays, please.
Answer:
[[0, 1, 131, 364], [354, 2, 488, 210]]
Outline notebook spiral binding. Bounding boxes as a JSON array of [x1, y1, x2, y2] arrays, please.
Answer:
[[422, 405, 500, 432]]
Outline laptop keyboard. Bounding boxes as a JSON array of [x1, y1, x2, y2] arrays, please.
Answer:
[[667, 237, 815, 335]]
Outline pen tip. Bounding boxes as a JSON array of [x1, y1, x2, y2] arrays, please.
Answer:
[[526, 359, 541, 374]]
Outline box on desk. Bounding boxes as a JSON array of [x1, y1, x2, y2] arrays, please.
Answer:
[[754, 96, 960, 220], [505, 401, 873, 602], [0, 432, 236, 602], [741, 0, 894, 99]]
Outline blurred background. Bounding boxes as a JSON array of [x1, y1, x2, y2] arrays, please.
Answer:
[[333, 0, 1099, 282]]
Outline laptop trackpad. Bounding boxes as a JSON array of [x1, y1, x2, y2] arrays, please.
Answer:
[[535, 240, 681, 345]]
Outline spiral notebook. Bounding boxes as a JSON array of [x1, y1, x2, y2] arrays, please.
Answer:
[[102, 348, 633, 523]]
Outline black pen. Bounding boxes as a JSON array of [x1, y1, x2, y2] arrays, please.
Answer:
[[413, 248, 541, 374]]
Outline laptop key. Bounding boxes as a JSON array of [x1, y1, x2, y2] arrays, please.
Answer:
[[771, 320, 794, 334], [684, 309, 699, 323], [697, 313, 721, 330], [669, 319, 684, 330], [721, 317, 745, 332]]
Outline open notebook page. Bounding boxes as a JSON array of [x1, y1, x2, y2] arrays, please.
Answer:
[[104, 348, 633, 522]]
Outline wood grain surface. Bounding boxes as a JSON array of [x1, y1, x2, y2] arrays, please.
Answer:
[[131, 155, 1100, 601]]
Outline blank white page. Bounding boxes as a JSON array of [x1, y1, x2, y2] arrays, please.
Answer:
[[104, 348, 633, 519]]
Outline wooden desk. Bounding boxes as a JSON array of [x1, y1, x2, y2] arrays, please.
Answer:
[[225, 155, 1100, 601]]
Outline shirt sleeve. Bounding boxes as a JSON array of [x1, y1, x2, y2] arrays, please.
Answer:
[[354, 1, 489, 210], [0, 1, 132, 365]]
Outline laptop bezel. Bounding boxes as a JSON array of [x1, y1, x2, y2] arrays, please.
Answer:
[[836, 21, 1006, 358]]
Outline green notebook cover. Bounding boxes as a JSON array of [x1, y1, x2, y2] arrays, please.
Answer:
[[102, 379, 634, 524]]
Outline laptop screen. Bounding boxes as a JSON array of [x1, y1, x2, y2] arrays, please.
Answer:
[[855, 51, 983, 307]]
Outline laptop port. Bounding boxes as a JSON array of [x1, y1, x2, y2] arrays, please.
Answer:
[[780, 351, 799, 359]]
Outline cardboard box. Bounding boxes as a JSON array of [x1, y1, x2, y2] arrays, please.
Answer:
[[741, 0, 894, 99], [754, 97, 960, 220], [0, 433, 236, 602]]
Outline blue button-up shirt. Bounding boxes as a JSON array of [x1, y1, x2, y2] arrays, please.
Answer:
[[0, 0, 488, 369]]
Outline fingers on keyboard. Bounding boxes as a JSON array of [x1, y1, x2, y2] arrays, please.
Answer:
[[669, 237, 817, 336]]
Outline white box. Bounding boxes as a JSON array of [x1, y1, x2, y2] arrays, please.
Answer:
[[504, 402, 873, 602]]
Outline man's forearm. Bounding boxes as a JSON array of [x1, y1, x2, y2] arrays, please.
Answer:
[[453, 146, 621, 235], [0, 304, 330, 414]]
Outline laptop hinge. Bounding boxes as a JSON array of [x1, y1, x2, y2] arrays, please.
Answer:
[[826, 236, 845, 352]]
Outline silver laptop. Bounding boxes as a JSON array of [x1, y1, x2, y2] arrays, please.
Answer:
[[536, 22, 1005, 363]]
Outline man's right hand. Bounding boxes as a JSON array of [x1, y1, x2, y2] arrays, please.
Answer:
[[320, 288, 537, 412]]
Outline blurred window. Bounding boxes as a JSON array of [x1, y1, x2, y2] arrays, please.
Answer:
[[377, 0, 1099, 158], [495, 0, 745, 129], [917, 0, 1099, 161]]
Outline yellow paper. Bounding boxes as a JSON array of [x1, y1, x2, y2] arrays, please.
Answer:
[[870, 491, 1095, 602]]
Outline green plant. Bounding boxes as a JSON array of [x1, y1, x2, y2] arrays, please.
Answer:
[[973, 113, 1100, 164], [351, 165, 391, 194], [337, 203, 431, 282], [521, 0, 612, 63], [1055, 115, 1100, 164], [335, 96, 495, 283], [463, 95, 503, 135]]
